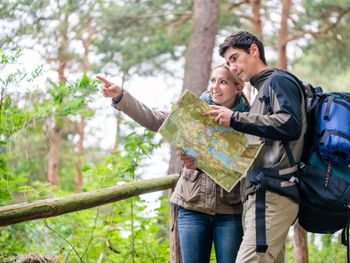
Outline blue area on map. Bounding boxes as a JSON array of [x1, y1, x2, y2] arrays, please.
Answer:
[[183, 147, 198, 157], [207, 138, 235, 169], [177, 126, 237, 169], [198, 131, 205, 144], [207, 126, 232, 133]]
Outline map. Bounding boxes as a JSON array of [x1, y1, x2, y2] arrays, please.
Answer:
[[158, 89, 262, 192]]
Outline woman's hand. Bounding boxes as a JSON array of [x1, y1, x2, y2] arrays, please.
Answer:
[[97, 76, 123, 98], [203, 105, 234, 127], [177, 151, 197, 170]]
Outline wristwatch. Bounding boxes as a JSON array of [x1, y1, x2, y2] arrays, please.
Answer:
[[111, 92, 124, 105]]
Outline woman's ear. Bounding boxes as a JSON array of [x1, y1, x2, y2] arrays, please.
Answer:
[[236, 84, 244, 93]]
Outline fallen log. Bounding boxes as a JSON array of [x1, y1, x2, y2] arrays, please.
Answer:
[[0, 174, 179, 227]]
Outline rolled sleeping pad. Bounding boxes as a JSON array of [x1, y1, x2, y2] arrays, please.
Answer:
[[319, 95, 350, 167]]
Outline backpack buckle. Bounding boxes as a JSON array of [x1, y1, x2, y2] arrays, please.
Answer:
[[298, 162, 306, 170]]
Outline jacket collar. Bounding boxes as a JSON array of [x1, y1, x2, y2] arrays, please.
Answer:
[[250, 68, 275, 91]]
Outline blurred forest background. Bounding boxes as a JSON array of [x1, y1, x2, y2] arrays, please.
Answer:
[[1, 0, 350, 262]]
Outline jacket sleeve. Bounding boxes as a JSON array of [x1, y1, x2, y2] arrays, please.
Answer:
[[112, 90, 168, 132], [230, 73, 303, 141]]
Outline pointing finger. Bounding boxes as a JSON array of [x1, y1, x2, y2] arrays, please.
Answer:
[[96, 76, 112, 86], [209, 105, 222, 110], [203, 109, 220, 116]]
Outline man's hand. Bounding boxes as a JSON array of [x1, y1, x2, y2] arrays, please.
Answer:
[[97, 76, 123, 98], [177, 151, 197, 170], [203, 105, 234, 127]]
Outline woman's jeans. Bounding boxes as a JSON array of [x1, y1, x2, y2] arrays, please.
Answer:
[[177, 206, 243, 263]]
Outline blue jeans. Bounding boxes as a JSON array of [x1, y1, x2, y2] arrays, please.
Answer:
[[177, 206, 243, 263]]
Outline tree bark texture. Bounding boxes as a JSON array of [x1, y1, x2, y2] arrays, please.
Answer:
[[250, 0, 263, 39], [278, 0, 291, 70], [277, 1, 309, 261], [294, 222, 308, 263], [242, 0, 263, 105], [182, 0, 219, 95], [48, 124, 60, 185], [75, 114, 85, 193], [75, 16, 92, 193], [0, 175, 179, 227], [48, 12, 69, 185]]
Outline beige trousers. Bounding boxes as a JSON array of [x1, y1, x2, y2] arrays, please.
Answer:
[[235, 191, 299, 263]]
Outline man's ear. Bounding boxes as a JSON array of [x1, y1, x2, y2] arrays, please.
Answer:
[[250, 43, 260, 59]]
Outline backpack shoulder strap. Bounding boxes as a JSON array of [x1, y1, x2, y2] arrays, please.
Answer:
[[260, 70, 298, 166]]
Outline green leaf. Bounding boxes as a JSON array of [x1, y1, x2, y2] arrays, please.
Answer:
[[3, 96, 11, 109]]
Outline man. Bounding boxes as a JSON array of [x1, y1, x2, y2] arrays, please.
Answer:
[[201, 31, 307, 262]]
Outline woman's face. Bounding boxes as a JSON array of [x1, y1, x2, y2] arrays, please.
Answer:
[[209, 67, 243, 108]]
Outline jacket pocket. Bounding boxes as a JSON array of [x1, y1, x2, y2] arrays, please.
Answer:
[[181, 167, 201, 181], [179, 168, 201, 202], [219, 181, 241, 205]]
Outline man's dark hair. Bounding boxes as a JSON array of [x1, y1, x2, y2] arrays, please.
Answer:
[[219, 31, 267, 65]]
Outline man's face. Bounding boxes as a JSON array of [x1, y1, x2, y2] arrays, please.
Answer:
[[223, 46, 259, 82]]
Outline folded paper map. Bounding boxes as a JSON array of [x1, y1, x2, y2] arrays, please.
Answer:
[[158, 89, 262, 192]]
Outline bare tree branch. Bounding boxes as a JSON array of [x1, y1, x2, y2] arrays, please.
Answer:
[[227, 0, 249, 12], [287, 8, 350, 43]]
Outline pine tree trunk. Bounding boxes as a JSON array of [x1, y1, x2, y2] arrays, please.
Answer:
[[243, 0, 263, 104], [75, 114, 84, 192], [168, 1, 219, 262], [48, 123, 60, 185], [294, 222, 308, 263], [250, 0, 263, 40], [47, 13, 69, 185], [278, 0, 291, 70], [75, 16, 92, 193], [277, 0, 309, 261], [182, 0, 219, 95]]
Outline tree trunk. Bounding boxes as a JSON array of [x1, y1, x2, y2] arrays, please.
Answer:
[[277, 0, 309, 261], [47, 13, 69, 185], [182, 0, 219, 95], [82, 17, 92, 73], [294, 222, 308, 263], [47, 60, 66, 185], [48, 124, 60, 185], [243, 0, 263, 105], [250, 0, 263, 40], [278, 0, 291, 69], [0, 174, 179, 227], [75, 16, 92, 193], [75, 114, 84, 193], [167, 1, 219, 262]]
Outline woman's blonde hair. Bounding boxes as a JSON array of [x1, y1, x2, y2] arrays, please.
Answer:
[[214, 64, 244, 87]]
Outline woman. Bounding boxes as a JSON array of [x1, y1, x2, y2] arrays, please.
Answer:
[[98, 64, 249, 263]]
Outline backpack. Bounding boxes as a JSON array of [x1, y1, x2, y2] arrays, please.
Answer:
[[296, 85, 350, 262], [247, 70, 350, 258], [298, 88, 350, 233]]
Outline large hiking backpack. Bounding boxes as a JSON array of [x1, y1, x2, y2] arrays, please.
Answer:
[[297, 87, 350, 262], [298, 89, 350, 234]]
